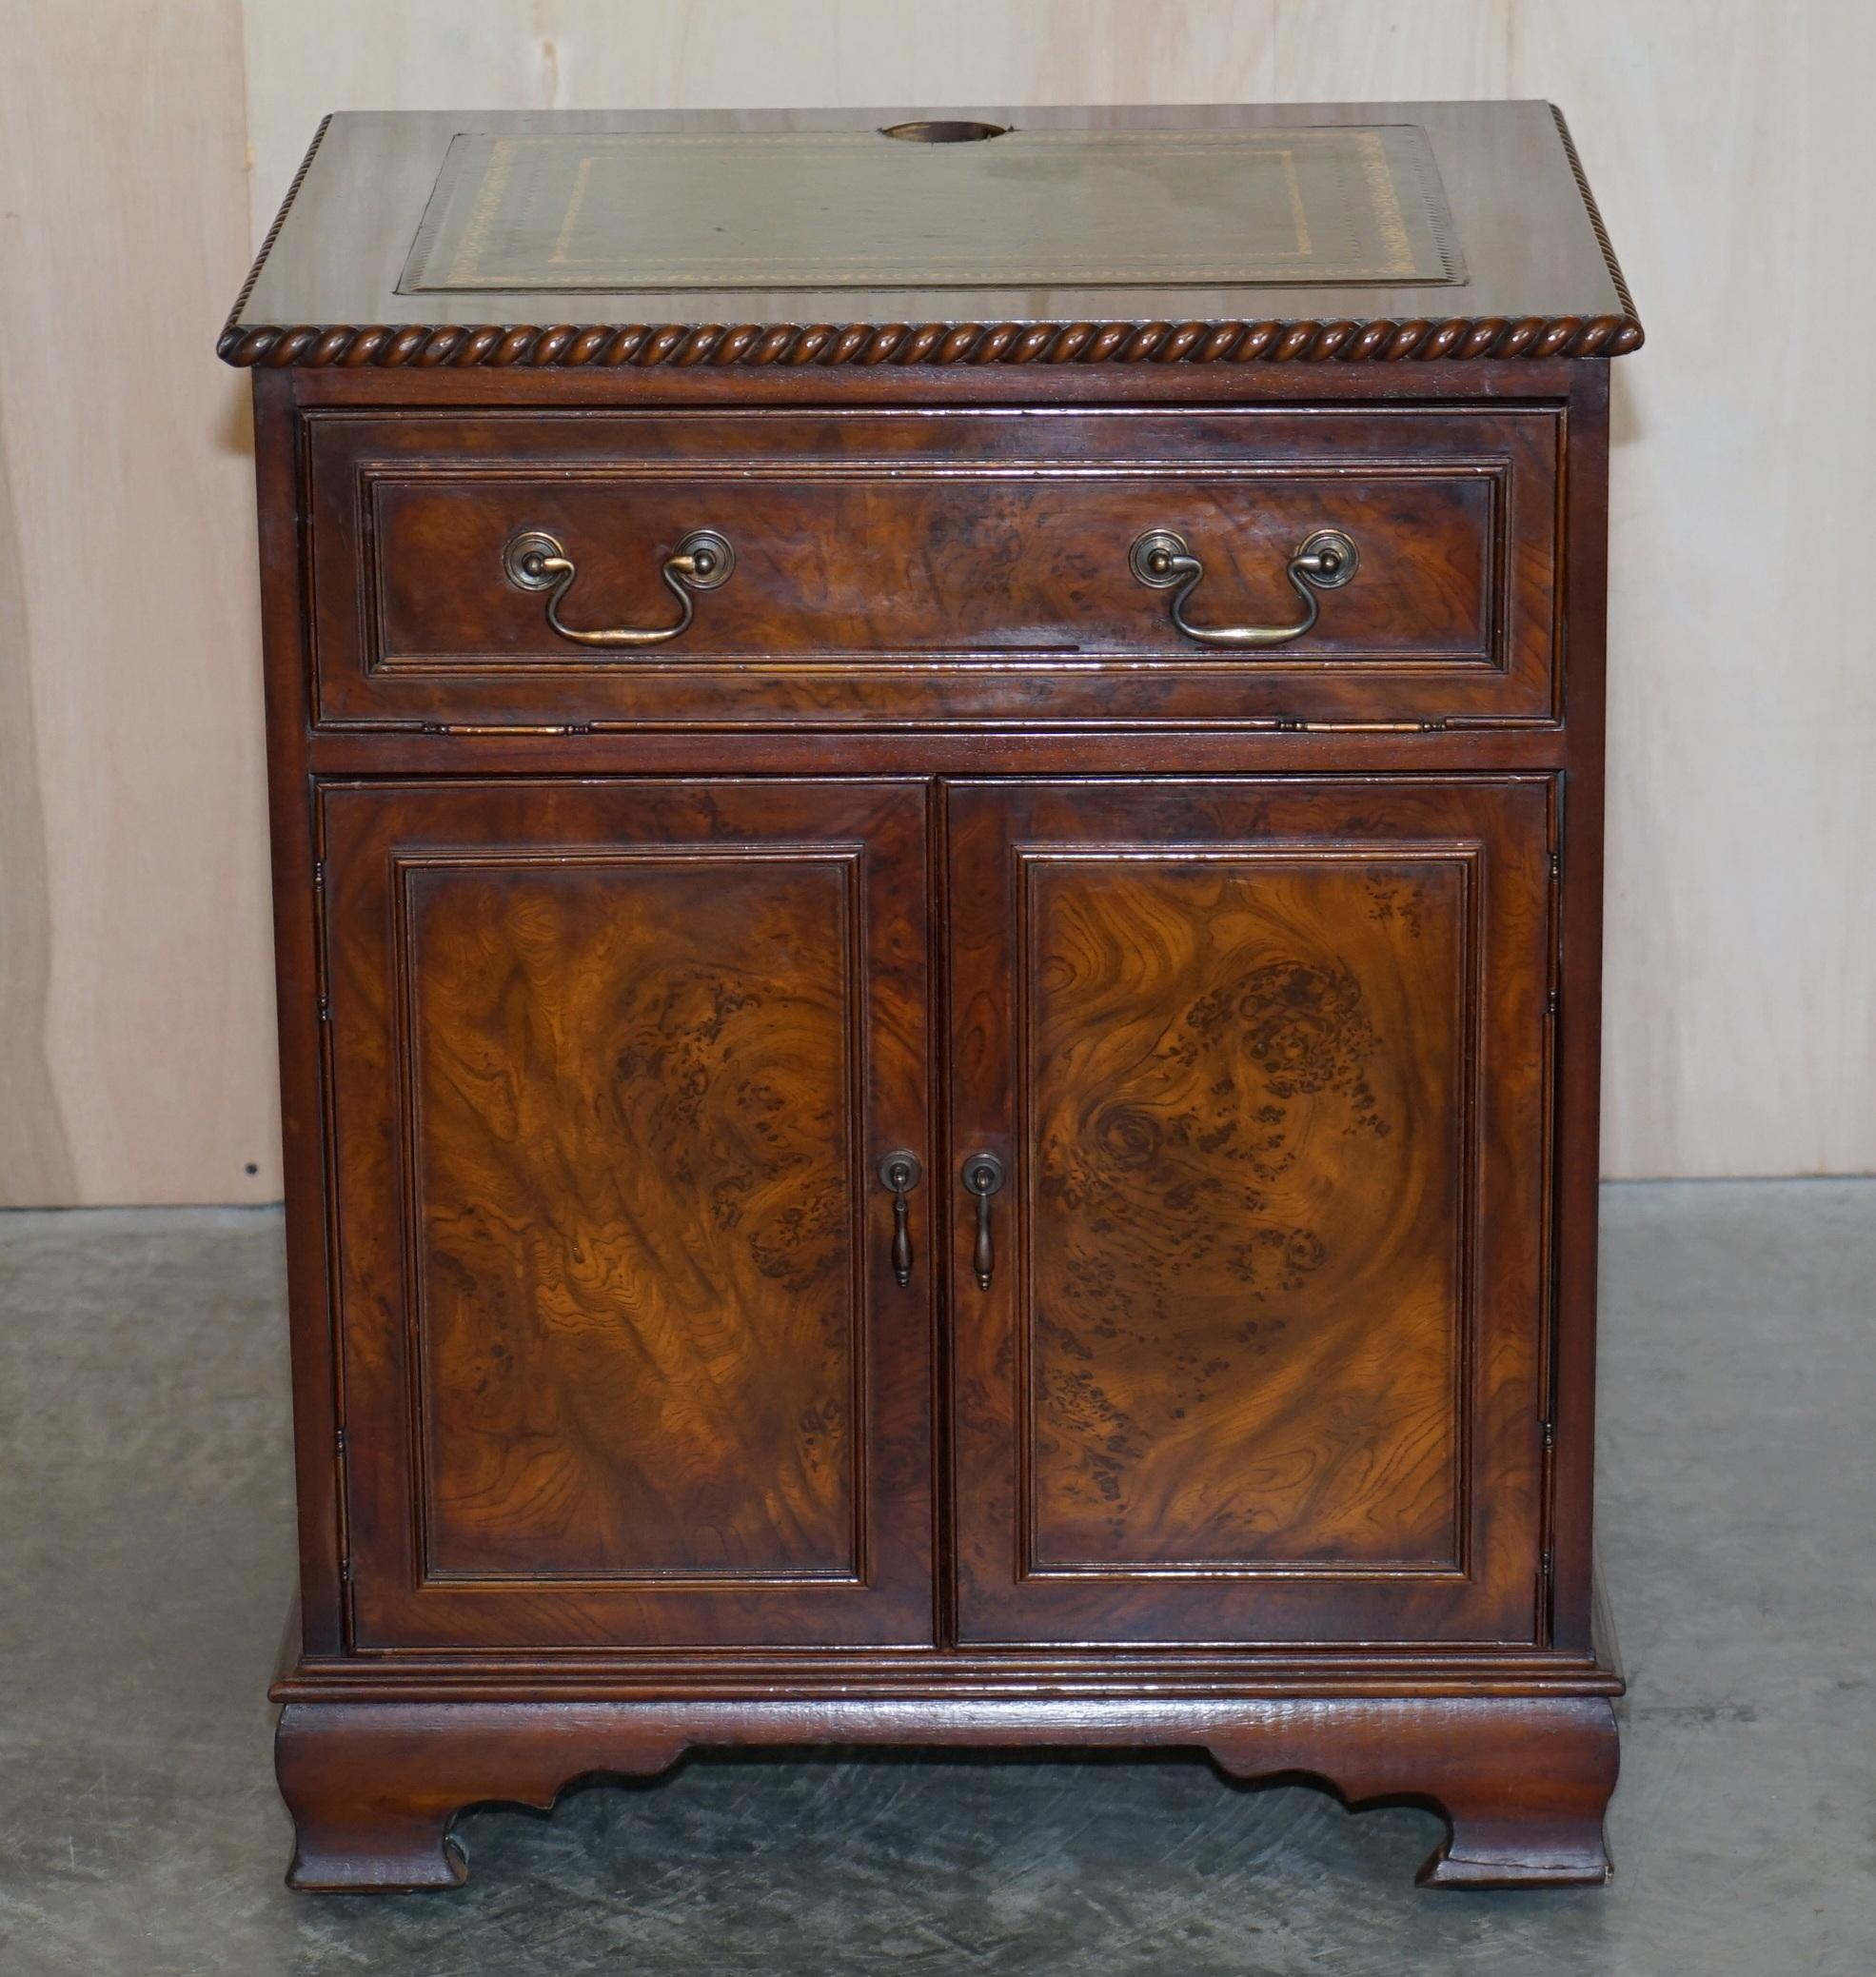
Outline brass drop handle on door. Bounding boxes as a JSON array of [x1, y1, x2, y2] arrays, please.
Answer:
[[504, 528, 735, 647], [961, 1154, 1006, 1291], [1129, 527, 1360, 647], [878, 1152, 922, 1289]]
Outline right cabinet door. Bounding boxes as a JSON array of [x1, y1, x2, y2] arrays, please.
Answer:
[[947, 778, 1555, 1648]]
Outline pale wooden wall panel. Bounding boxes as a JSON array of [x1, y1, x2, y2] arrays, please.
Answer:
[[0, 1, 279, 1205], [242, 1, 1279, 232], [1518, 3, 1876, 1176], [1275, 2, 1876, 1175], [1274, 0, 1516, 98], [0, 1, 1866, 1196]]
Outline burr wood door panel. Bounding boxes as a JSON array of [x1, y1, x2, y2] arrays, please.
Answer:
[[320, 779, 933, 1650], [947, 778, 1555, 1647]]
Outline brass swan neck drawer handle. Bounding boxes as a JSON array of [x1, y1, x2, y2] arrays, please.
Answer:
[[879, 1151, 923, 1289], [1130, 527, 1359, 648], [961, 1154, 1006, 1292], [504, 528, 735, 647]]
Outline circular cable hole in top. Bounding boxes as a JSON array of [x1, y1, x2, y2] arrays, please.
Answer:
[[879, 120, 1009, 144]]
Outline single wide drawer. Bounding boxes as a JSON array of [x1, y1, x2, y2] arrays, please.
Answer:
[[306, 407, 1562, 728]]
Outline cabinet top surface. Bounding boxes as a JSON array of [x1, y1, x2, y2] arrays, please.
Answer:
[[221, 102, 1641, 370]]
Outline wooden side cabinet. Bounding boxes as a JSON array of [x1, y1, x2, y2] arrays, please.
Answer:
[[223, 101, 1641, 1893]]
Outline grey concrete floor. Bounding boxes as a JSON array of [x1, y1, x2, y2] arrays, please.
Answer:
[[0, 1181, 1871, 1974]]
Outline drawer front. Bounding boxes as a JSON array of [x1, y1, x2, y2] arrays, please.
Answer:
[[306, 408, 1561, 728]]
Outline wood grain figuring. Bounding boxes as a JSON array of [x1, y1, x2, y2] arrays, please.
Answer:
[[308, 404, 1558, 730], [403, 850, 861, 1580], [1022, 849, 1470, 1572], [948, 778, 1553, 1647], [322, 779, 936, 1649]]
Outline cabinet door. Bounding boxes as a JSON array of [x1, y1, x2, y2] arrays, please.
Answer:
[[948, 779, 1554, 1647], [322, 780, 932, 1649]]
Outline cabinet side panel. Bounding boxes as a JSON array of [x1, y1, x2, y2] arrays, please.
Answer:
[[256, 374, 345, 1656], [1550, 364, 1612, 1652]]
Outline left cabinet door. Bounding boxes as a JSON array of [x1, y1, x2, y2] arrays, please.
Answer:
[[319, 780, 934, 1650]]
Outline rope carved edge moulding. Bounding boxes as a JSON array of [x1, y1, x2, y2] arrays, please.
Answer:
[[216, 312, 1644, 368]]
